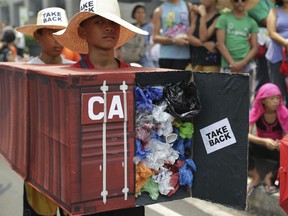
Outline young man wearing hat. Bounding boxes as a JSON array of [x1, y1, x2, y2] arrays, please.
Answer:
[[53, 0, 147, 215], [17, 7, 74, 65], [54, 0, 147, 69], [16, 7, 73, 216]]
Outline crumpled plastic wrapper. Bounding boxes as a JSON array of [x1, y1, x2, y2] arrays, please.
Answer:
[[141, 139, 179, 170], [152, 167, 174, 195]]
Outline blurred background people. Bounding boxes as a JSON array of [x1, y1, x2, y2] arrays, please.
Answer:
[[216, 0, 258, 95], [266, 0, 288, 106], [152, 0, 192, 70], [248, 83, 288, 195], [0, 29, 17, 62], [131, 5, 155, 67], [188, 0, 221, 72], [248, 0, 274, 97], [14, 29, 26, 57]]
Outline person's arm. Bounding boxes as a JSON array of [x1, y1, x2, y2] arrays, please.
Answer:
[[260, 17, 267, 27], [198, 5, 219, 43], [199, 11, 218, 53], [200, 17, 219, 43], [152, 7, 173, 45], [152, 6, 189, 46], [187, 9, 203, 47], [248, 124, 279, 150], [216, 29, 234, 66], [267, 8, 288, 50]]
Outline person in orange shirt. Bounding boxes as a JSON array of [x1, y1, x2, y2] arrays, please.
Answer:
[[61, 47, 81, 61]]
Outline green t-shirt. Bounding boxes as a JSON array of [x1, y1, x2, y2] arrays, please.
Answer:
[[216, 12, 259, 68], [248, 0, 274, 25]]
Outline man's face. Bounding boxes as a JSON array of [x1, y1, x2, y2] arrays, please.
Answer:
[[35, 28, 64, 57], [230, 0, 247, 12], [79, 15, 120, 50]]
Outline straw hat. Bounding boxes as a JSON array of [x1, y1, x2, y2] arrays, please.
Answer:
[[53, 0, 148, 54], [217, 0, 259, 10], [16, 7, 68, 36]]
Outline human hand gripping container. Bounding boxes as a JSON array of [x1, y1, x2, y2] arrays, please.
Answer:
[[0, 62, 250, 215]]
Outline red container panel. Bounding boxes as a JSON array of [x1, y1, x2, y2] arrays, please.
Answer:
[[0, 63, 29, 178], [27, 69, 136, 215]]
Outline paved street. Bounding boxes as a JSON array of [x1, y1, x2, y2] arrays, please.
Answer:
[[145, 198, 254, 216], [0, 158, 253, 216], [0, 157, 23, 215]]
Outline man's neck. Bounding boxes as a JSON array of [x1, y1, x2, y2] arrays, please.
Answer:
[[232, 10, 246, 19], [167, 0, 180, 5], [39, 53, 62, 64], [88, 49, 119, 69]]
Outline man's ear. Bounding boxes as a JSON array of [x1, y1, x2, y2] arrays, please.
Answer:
[[78, 26, 86, 39], [33, 31, 41, 42]]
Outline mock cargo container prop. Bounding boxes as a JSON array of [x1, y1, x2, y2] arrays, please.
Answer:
[[0, 63, 249, 215], [27, 65, 137, 214]]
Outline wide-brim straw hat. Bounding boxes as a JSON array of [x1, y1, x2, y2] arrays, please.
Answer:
[[217, 0, 259, 10], [53, 0, 148, 54], [16, 7, 68, 36]]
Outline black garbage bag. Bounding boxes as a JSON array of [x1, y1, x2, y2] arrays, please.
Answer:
[[163, 80, 201, 122]]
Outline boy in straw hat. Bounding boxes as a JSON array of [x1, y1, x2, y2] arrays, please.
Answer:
[[53, 0, 147, 215], [16, 7, 74, 65], [16, 7, 73, 216], [215, 0, 259, 76], [53, 0, 148, 69]]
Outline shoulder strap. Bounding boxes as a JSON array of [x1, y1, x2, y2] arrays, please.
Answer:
[[212, 13, 221, 20], [79, 58, 89, 69], [0, 44, 9, 62]]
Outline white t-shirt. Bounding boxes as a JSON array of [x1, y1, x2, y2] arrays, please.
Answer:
[[15, 31, 25, 49], [27, 56, 74, 64]]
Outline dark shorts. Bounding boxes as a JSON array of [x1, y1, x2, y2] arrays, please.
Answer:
[[248, 142, 279, 171], [159, 58, 190, 70]]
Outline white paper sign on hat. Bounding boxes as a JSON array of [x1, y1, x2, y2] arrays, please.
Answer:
[[80, 0, 120, 15], [16, 7, 68, 36], [37, 7, 68, 26]]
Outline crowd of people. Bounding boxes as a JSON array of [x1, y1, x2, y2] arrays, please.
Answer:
[[1, 0, 288, 215]]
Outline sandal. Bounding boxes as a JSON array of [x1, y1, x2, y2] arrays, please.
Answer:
[[265, 184, 279, 194], [247, 183, 261, 196]]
